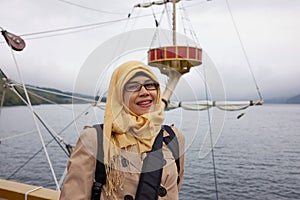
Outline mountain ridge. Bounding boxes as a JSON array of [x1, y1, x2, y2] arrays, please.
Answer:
[[1, 72, 299, 106], [0, 72, 95, 106]]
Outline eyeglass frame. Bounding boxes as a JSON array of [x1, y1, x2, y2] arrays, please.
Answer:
[[124, 81, 159, 92]]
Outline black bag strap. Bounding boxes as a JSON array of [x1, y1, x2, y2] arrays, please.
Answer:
[[135, 128, 164, 200], [92, 124, 180, 200], [162, 125, 181, 184], [91, 124, 106, 200]]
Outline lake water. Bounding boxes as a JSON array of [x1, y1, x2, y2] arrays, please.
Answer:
[[0, 104, 299, 199]]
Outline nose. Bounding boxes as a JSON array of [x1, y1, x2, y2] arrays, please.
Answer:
[[139, 85, 150, 95]]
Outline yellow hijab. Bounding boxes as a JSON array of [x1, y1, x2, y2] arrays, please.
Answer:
[[103, 61, 164, 194]]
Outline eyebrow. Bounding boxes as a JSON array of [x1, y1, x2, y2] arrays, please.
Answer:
[[126, 79, 154, 84]]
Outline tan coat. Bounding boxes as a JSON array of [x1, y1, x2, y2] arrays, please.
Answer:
[[60, 126, 185, 200]]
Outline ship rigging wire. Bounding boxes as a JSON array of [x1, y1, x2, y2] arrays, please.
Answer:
[[6, 104, 93, 181], [56, 0, 127, 15], [0, 1, 209, 43], [20, 84, 96, 104], [203, 64, 219, 200], [7, 44, 61, 190], [1, 0, 264, 197], [225, 0, 263, 101]]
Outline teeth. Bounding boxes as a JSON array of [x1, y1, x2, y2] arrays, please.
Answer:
[[137, 100, 151, 105]]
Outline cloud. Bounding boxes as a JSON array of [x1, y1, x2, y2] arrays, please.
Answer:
[[1, 0, 299, 100]]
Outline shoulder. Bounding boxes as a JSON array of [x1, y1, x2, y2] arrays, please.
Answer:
[[163, 124, 185, 152], [80, 125, 97, 141], [164, 124, 185, 141], [76, 125, 98, 156]]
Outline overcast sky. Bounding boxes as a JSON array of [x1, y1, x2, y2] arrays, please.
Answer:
[[0, 0, 299, 100]]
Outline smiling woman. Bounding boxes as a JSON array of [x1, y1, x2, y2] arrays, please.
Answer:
[[60, 60, 185, 200]]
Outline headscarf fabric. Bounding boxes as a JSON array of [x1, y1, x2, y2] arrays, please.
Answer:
[[103, 60, 164, 196]]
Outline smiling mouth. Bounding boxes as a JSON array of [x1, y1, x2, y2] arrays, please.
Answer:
[[137, 100, 152, 106]]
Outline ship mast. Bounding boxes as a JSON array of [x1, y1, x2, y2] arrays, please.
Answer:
[[172, 0, 176, 46], [163, 0, 180, 103], [133, 0, 203, 103]]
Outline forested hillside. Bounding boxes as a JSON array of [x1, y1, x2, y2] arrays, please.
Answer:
[[0, 72, 72, 106]]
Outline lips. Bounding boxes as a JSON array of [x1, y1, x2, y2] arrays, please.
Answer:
[[136, 99, 153, 107]]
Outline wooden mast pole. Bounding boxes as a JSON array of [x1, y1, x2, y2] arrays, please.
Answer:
[[172, 0, 176, 46], [162, 0, 181, 108]]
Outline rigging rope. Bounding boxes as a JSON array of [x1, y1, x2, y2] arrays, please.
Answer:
[[225, 0, 263, 101], [17, 23, 115, 41], [203, 63, 219, 200], [7, 104, 92, 180], [164, 3, 173, 30], [148, 0, 160, 27], [1, 1, 261, 196], [8, 46, 60, 191], [56, 0, 126, 15], [9, 86, 70, 156], [179, 3, 201, 47], [0, 15, 149, 43], [18, 84, 96, 104], [179, 4, 190, 46], [15, 86, 75, 110], [0, 1, 210, 44], [3, 77, 97, 112], [19, 14, 154, 37], [148, 6, 166, 48]]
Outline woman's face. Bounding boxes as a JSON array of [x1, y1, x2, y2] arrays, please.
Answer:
[[123, 75, 159, 116]]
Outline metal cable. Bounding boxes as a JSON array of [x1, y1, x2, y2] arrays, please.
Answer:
[[16, 84, 96, 104], [56, 0, 126, 15], [9, 46, 60, 190], [225, 0, 263, 101], [203, 65, 219, 200], [7, 104, 92, 180]]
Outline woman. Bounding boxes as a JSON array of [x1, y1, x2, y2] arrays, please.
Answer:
[[60, 61, 185, 200]]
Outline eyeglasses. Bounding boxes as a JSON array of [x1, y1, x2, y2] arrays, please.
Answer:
[[124, 81, 159, 92]]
